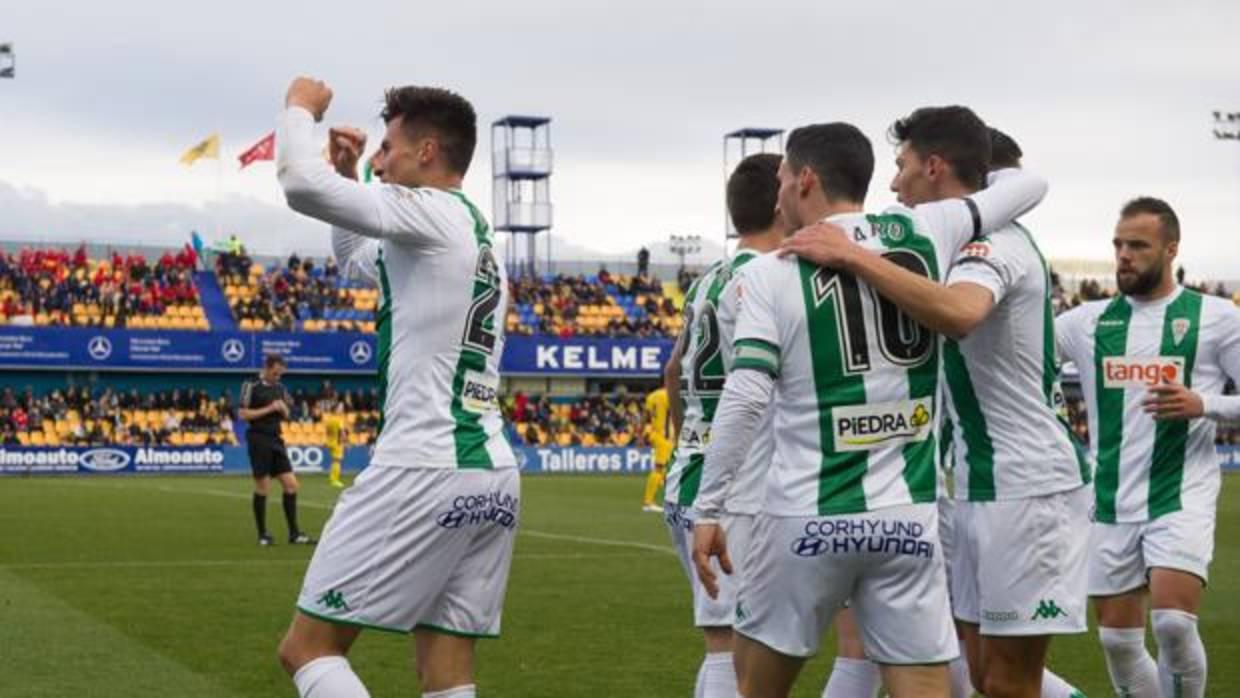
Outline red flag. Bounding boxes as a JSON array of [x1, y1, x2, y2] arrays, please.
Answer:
[[238, 132, 275, 169]]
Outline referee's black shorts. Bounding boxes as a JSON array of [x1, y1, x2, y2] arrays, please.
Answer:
[[246, 433, 292, 478]]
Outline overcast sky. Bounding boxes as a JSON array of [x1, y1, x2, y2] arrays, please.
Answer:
[[2, 0, 1238, 278]]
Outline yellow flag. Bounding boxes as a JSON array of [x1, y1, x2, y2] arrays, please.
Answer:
[[180, 133, 220, 166]]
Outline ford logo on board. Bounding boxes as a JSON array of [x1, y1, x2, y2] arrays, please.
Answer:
[[79, 448, 132, 472]]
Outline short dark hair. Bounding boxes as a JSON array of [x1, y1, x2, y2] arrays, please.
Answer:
[[264, 353, 287, 368], [727, 153, 782, 234], [381, 86, 477, 175], [1120, 197, 1180, 243], [989, 128, 1023, 169], [785, 123, 874, 204], [888, 106, 991, 191]]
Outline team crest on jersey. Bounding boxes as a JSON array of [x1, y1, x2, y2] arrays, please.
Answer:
[[1172, 318, 1191, 346], [871, 219, 906, 243], [831, 398, 933, 452]]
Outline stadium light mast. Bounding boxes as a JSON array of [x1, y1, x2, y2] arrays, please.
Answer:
[[723, 127, 783, 247], [668, 233, 702, 272], [0, 43, 14, 78], [1212, 109, 1240, 141], [491, 115, 553, 278]]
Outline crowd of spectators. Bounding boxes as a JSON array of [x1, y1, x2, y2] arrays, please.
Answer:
[[0, 244, 203, 328], [0, 385, 234, 447], [222, 251, 376, 333], [505, 268, 686, 339], [502, 390, 654, 448], [0, 381, 384, 449]]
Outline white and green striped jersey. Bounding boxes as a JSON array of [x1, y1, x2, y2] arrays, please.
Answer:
[[730, 206, 977, 516], [1056, 287, 1240, 523], [665, 250, 771, 513], [277, 106, 515, 471], [942, 224, 1091, 501]]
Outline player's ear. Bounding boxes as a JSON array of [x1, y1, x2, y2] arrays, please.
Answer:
[[418, 137, 438, 166], [797, 166, 816, 198]]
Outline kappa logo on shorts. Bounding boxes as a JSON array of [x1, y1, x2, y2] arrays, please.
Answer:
[[1031, 599, 1068, 621], [435, 492, 518, 530], [318, 589, 350, 612]]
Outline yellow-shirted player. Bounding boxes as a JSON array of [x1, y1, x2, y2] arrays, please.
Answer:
[[642, 386, 673, 512], [323, 401, 348, 488]]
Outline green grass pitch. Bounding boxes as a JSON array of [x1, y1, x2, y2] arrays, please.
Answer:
[[1, 473, 1236, 697]]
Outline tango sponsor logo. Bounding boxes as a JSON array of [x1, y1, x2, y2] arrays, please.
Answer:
[[791, 517, 934, 559], [436, 491, 519, 530], [1102, 356, 1184, 389], [832, 398, 932, 452]]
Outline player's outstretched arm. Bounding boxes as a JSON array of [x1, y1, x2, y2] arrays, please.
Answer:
[[779, 225, 995, 340]]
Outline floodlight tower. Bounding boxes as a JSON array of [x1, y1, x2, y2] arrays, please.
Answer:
[[492, 116, 553, 276], [0, 43, 14, 78], [723, 128, 783, 245]]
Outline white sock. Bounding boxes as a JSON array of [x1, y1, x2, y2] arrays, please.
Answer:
[[949, 640, 974, 698], [422, 685, 476, 698], [1152, 609, 1207, 698], [1098, 626, 1160, 698], [822, 656, 881, 698], [1041, 668, 1085, 698], [696, 652, 737, 698], [292, 656, 371, 698]]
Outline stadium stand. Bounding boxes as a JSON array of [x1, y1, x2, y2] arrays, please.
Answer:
[[217, 252, 378, 333], [504, 269, 686, 338], [501, 391, 656, 448], [0, 381, 382, 449], [0, 244, 207, 330]]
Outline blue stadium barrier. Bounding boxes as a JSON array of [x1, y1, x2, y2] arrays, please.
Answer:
[[0, 327, 674, 376], [0, 445, 656, 475], [3, 444, 1237, 477]]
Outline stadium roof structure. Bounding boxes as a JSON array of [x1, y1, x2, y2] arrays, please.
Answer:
[[493, 115, 551, 128], [725, 127, 783, 140]]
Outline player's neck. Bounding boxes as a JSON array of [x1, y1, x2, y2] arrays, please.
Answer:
[[807, 199, 864, 223], [735, 226, 785, 254], [934, 179, 976, 201], [1128, 274, 1178, 304], [409, 171, 464, 191]]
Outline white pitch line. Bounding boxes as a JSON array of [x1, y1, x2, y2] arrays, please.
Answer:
[[27, 478, 676, 556], [0, 551, 655, 572]]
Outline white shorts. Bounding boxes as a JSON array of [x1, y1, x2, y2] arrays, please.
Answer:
[[951, 486, 1089, 636], [937, 496, 957, 592], [297, 465, 520, 636], [1088, 508, 1215, 596], [734, 503, 956, 664], [665, 502, 754, 628]]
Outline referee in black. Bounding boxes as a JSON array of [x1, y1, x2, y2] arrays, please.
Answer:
[[240, 353, 314, 546]]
